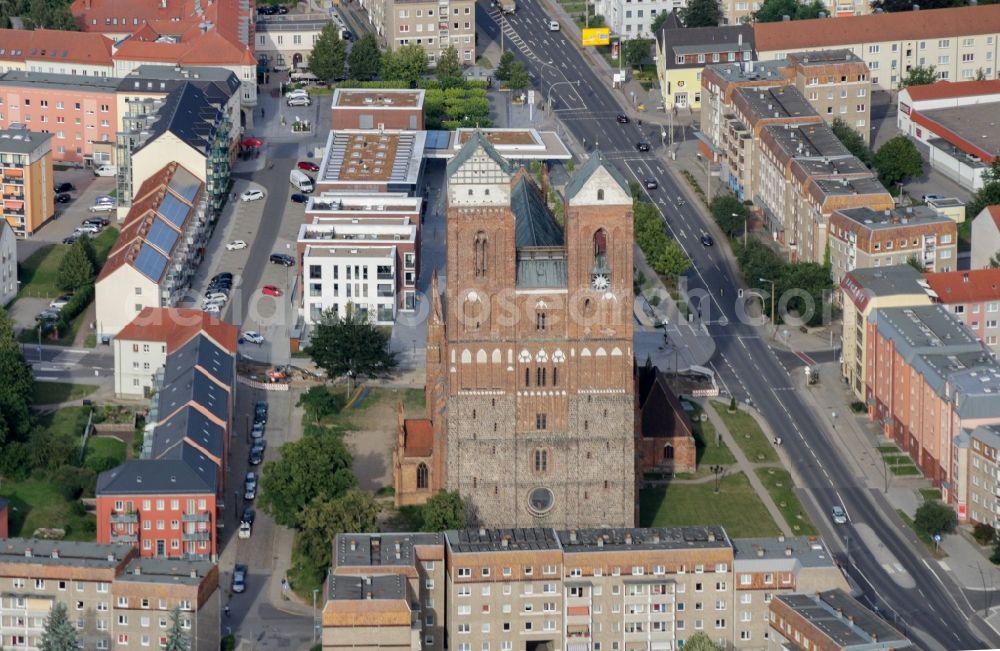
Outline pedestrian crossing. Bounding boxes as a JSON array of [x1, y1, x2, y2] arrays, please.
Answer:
[[487, 8, 538, 61]]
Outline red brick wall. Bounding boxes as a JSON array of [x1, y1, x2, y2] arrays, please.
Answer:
[[0, 502, 7, 539]]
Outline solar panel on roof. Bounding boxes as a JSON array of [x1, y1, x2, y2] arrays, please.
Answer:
[[168, 169, 200, 203], [158, 193, 190, 228], [146, 218, 180, 254], [133, 244, 168, 282]]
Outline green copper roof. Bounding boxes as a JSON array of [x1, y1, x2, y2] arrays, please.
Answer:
[[563, 150, 631, 201], [511, 176, 564, 249]]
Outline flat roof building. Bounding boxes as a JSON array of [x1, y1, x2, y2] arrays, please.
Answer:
[[770, 589, 912, 650], [315, 129, 426, 194], [330, 88, 425, 131]]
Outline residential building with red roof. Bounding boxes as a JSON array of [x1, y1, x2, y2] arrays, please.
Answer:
[[0, 28, 114, 77], [754, 5, 1000, 92], [971, 205, 1000, 270], [923, 268, 1000, 353], [95, 161, 210, 337]]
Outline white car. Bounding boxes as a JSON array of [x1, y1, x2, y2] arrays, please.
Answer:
[[241, 189, 264, 202], [287, 96, 312, 107], [202, 297, 227, 310], [241, 331, 264, 345], [226, 240, 248, 251], [831, 506, 848, 525], [548, 19, 560, 30], [76, 225, 100, 234], [238, 521, 252, 539], [285, 89, 310, 98], [93, 165, 116, 177]]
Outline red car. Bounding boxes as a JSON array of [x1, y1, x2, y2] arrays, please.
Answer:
[[297, 161, 319, 172], [262, 285, 283, 297]]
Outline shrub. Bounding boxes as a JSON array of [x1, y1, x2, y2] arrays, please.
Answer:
[[849, 401, 866, 413], [52, 465, 95, 501], [973, 523, 996, 546], [913, 500, 957, 539], [221, 634, 236, 651]]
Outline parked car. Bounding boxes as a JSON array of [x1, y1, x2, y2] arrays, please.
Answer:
[[548, 19, 560, 30], [921, 193, 943, 203], [226, 240, 248, 251], [244, 473, 257, 500], [203, 304, 222, 315], [212, 272, 234, 282], [643, 177, 658, 190], [232, 564, 247, 592], [55, 193, 72, 204], [205, 291, 230, 302], [290, 193, 308, 204], [251, 422, 264, 440], [248, 448, 263, 466], [241, 331, 264, 345], [241, 189, 264, 202], [94, 195, 115, 205], [238, 520, 252, 538], [93, 165, 116, 177], [85, 217, 110, 226], [831, 505, 848, 524], [616, 113, 629, 124], [241, 507, 256, 526], [700, 233, 714, 247], [89, 203, 115, 213], [297, 161, 319, 172], [269, 253, 295, 267], [635, 142, 651, 152], [49, 295, 72, 310], [285, 89, 310, 99], [262, 284, 283, 297], [54, 182, 75, 193], [275, 4, 288, 12], [255, 400, 268, 424], [62, 235, 79, 245], [76, 224, 100, 235], [36, 309, 60, 322], [286, 96, 312, 107]]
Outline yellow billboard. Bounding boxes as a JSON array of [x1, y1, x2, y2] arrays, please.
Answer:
[[582, 27, 610, 46]]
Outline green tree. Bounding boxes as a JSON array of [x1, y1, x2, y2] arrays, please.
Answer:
[[57, 239, 96, 291], [347, 33, 381, 80], [0, 308, 34, 444], [900, 64, 937, 88], [680, 0, 722, 27], [973, 523, 997, 546], [872, 135, 923, 187], [297, 385, 345, 425], [421, 490, 467, 531], [258, 433, 357, 527], [651, 10, 674, 32], [622, 38, 653, 69], [39, 602, 79, 651], [295, 490, 380, 585], [494, 50, 516, 82], [830, 117, 872, 166], [306, 307, 397, 381], [380, 44, 428, 84], [992, 535, 1000, 565], [652, 239, 691, 278], [708, 193, 750, 238], [507, 61, 529, 94], [989, 252, 1000, 269], [682, 633, 725, 651], [164, 607, 189, 651], [914, 500, 958, 538], [753, 0, 824, 21], [436, 46, 464, 89], [905, 255, 925, 272], [77, 234, 98, 270], [967, 159, 1000, 219], [308, 23, 347, 81]]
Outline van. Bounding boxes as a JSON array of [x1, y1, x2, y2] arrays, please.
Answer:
[[548, 19, 560, 31], [93, 165, 116, 177], [289, 169, 314, 193]]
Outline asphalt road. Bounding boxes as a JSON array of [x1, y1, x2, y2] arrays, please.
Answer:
[[478, 2, 999, 648], [27, 344, 114, 385]]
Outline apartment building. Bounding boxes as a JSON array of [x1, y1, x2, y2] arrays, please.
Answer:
[[769, 590, 910, 650], [305, 193, 424, 228], [113, 306, 238, 398], [361, 0, 476, 66], [971, 205, 1000, 270], [0, 72, 119, 166], [0, 538, 219, 651], [316, 129, 426, 194], [0, 220, 16, 306], [95, 162, 209, 338], [828, 205, 958, 285], [324, 528, 848, 651], [839, 265, 931, 399], [654, 24, 755, 111], [0, 129, 53, 237], [255, 14, 327, 72], [866, 304, 1000, 494], [955, 424, 1000, 528], [0, 28, 114, 77], [330, 88, 426, 131], [923, 269, 1000, 354], [298, 219, 418, 325], [599, 0, 683, 38], [753, 5, 1000, 92]]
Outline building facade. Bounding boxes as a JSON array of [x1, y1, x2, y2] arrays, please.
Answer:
[[0, 539, 219, 651], [255, 14, 327, 72], [0, 28, 114, 77], [330, 88, 426, 131], [0, 220, 17, 305], [655, 24, 755, 111], [971, 205, 1000, 270], [361, 0, 476, 66], [769, 590, 910, 650], [600, 0, 683, 38], [0, 129, 53, 236], [923, 269, 1000, 354], [635, 365, 697, 476], [394, 138, 636, 528]]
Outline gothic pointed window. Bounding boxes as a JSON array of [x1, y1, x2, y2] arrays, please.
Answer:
[[417, 463, 429, 489], [591, 228, 610, 290], [474, 231, 488, 277]]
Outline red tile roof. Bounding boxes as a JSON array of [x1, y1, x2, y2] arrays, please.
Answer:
[[923, 269, 1000, 304], [0, 28, 113, 66], [904, 80, 1000, 102], [71, 0, 194, 32], [117, 307, 239, 354], [989, 205, 1000, 231], [402, 419, 433, 457], [754, 5, 1000, 52]]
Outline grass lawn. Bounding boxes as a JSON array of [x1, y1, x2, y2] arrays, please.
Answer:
[[690, 405, 736, 467], [920, 488, 942, 502], [755, 468, 817, 536], [639, 472, 781, 537], [712, 401, 778, 463], [92, 227, 119, 266], [84, 436, 126, 467], [403, 388, 426, 415], [17, 245, 66, 298], [37, 406, 92, 444], [0, 475, 95, 541], [880, 450, 921, 476], [32, 381, 98, 404], [877, 445, 900, 453]]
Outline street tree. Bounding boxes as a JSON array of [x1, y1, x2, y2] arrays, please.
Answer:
[[421, 490, 467, 531], [39, 602, 79, 651], [992, 535, 1000, 565], [872, 135, 923, 187], [753, 0, 824, 21], [682, 633, 725, 651], [295, 490, 380, 586], [164, 607, 190, 651], [650, 10, 675, 32], [507, 60, 530, 95], [967, 158, 1000, 218], [380, 44, 428, 84], [306, 307, 397, 381], [622, 38, 653, 69], [830, 118, 872, 166], [989, 252, 1000, 269], [494, 51, 516, 82], [900, 64, 937, 88], [57, 239, 95, 291], [258, 432, 357, 527], [297, 385, 345, 425], [708, 193, 750, 238], [914, 500, 958, 539], [680, 0, 722, 27], [347, 33, 381, 80], [652, 238, 691, 278], [436, 46, 464, 89], [308, 23, 347, 81]]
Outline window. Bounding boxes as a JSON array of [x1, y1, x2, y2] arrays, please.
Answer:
[[534, 449, 548, 472], [535, 311, 546, 331], [938, 55, 950, 65], [474, 232, 488, 277], [868, 45, 879, 54], [939, 39, 950, 48], [536, 413, 547, 430], [457, 567, 471, 578], [416, 463, 428, 489]]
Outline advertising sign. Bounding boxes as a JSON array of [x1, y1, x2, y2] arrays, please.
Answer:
[[582, 27, 611, 46]]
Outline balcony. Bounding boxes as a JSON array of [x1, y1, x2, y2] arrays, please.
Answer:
[[182, 511, 211, 523], [182, 530, 212, 542], [110, 512, 138, 524], [111, 532, 137, 544]]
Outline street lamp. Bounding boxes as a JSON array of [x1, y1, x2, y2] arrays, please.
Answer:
[[312, 588, 321, 645], [758, 277, 776, 338], [733, 213, 747, 246], [710, 465, 725, 493]]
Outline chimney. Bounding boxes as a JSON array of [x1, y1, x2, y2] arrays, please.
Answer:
[[540, 163, 550, 199], [365, 577, 372, 585], [190, 569, 197, 578], [652, 534, 660, 543], [738, 33, 743, 47], [366, 591, 373, 599], [836, 607, 844, 617], [107, 554, 115, 562], [777, 534, 785, 542], [756, 548, 765, 557], [708, 531, 716, 542], [785, 547, 793, 557], [872, 633, 878, 642], [847, 614, 854, 624], [24, 548, 32, 558]]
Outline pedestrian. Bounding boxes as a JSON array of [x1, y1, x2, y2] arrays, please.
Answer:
[[224, 605, 231, 618], [261, 107, 266, 119]]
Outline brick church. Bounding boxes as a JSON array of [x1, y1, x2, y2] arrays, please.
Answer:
[[393, 133, 636, 528]]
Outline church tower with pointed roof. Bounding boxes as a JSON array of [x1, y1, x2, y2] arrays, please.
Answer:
[[394, 134, 635, 527]]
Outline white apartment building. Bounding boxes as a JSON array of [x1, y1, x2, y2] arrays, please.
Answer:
[[0, 220, 16, 306], [598, 0, 683, 37], [359, 0, 476, 65], [754, 5, 1000, 92], [255, 15, 327, 71], [299, 220, 418, 326]]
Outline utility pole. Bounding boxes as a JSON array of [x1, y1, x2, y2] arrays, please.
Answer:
[[759, 277, 776, 338]]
